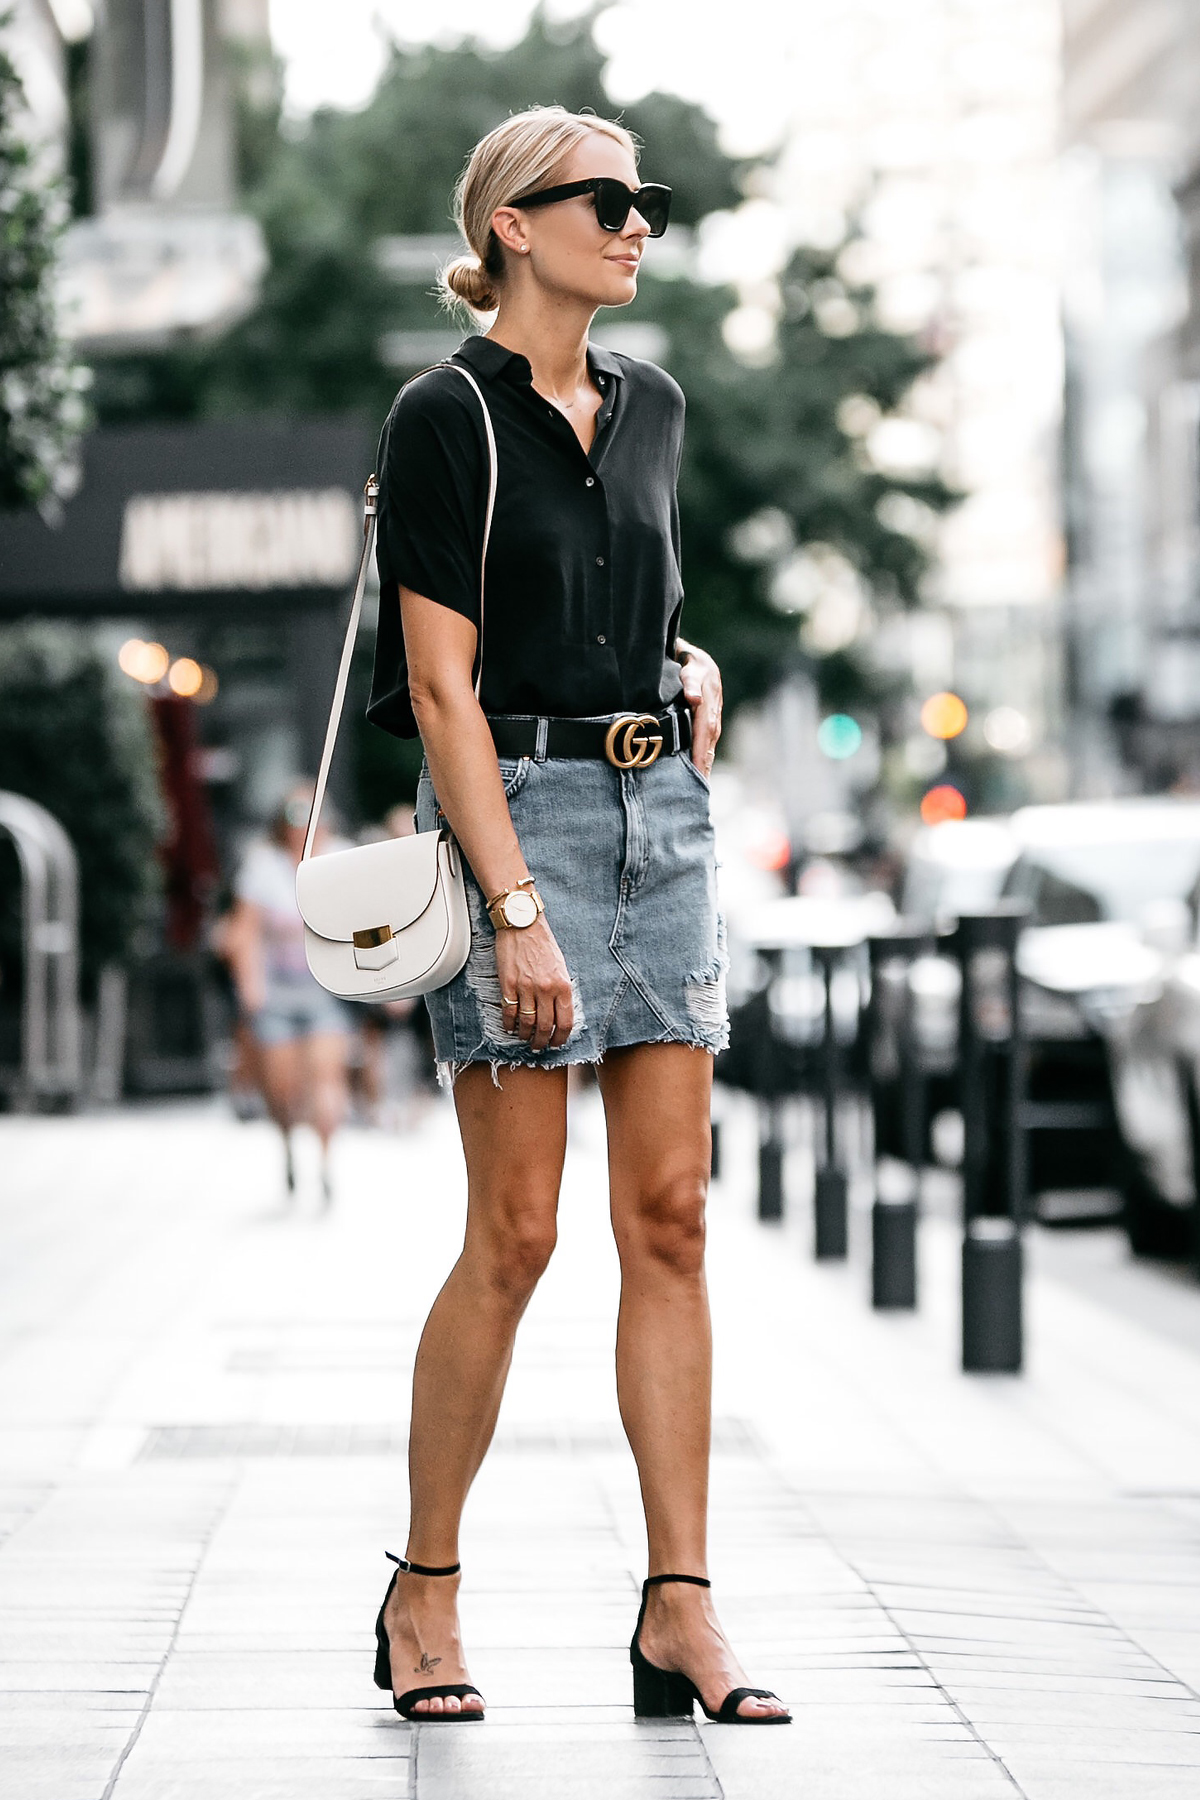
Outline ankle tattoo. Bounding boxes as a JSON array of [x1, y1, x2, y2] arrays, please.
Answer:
[[416, 1652, 442, 1673]]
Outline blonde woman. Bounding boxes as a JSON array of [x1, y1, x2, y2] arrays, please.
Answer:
[[367, 105, 790, 1727]]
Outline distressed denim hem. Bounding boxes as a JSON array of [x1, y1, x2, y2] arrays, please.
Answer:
[[434, 1048, 607, 1091], [434, 1030, 726, 1093]]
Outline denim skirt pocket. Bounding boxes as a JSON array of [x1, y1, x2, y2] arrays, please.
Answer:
[[416, 755, 530, 831], [679, 749, 712, 795]]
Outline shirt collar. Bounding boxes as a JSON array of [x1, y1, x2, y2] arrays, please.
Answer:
[[454, 333, 624, 388]]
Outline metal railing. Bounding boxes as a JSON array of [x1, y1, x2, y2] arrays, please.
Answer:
[[0, 792, 82, 1109]]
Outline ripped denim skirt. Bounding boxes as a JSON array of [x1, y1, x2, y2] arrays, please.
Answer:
[[413, 713, 730, 1089]]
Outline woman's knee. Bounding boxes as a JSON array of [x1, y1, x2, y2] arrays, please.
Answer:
[[469, 1202, 558, 1303], [616, 1171, 708, 1277]]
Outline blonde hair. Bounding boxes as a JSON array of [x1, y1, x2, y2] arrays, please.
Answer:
[[439, 105, 641, 316]]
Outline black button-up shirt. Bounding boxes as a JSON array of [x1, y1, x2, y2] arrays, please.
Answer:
[[366, 332, 687, 738]]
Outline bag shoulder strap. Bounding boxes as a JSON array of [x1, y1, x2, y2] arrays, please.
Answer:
[[301, 360, 498, 863]]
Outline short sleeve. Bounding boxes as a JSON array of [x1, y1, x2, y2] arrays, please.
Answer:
[[374, 371, 487, 627]]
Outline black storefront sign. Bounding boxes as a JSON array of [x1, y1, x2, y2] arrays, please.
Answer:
[[0, 417, 373, 616]]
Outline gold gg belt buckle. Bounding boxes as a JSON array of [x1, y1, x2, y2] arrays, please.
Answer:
[[604, 712, 664, 769]]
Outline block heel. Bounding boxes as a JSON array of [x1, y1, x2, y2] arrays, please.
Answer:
[[630, 1572, 791, 1725], [372, 1611, 392, 1691], [632, 1634, 698, 1717]]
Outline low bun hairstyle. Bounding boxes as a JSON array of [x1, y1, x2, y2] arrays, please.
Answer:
[[438, 105, 641, 317]]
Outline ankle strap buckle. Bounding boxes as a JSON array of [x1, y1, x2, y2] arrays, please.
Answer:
[[385, 1550, 461, 1577]]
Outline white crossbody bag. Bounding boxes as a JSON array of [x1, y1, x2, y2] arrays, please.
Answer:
[[294, 363, 498, 1001]]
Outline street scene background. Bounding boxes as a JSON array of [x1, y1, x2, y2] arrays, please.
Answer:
[[3, 3, 1200, 1797]]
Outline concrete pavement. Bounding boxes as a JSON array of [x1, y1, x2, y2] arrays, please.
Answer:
[[2, 1087, 1200, 1798]]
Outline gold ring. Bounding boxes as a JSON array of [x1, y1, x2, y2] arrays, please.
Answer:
[[518, 1008, 536, 1018], [502, 995, 518, 1005]]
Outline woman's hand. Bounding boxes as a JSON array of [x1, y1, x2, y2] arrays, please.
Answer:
[[494, 916, 575, 1052], [677, 638, 723, 776]]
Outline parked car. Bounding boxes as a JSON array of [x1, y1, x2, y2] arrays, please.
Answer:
[[901, 817, 1018, 925], [1004, 801, 1200, 1255], [897, 800, 1200, 1259]]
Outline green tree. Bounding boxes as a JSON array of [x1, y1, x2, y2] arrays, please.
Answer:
[[0, 628, 163, 992], [661, 237, 956, 713], [0, 11, 89, 512], [89, 5, 750, 429]]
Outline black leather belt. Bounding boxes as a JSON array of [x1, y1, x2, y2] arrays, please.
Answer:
[[486, 700, 691, 768]]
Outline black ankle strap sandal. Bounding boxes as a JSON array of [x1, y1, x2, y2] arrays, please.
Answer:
[[630, 1572, 791, 1725], [373, 1549, 485, 1722]]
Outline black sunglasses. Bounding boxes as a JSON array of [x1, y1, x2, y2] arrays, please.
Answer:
[[508, 177, 672, 238]]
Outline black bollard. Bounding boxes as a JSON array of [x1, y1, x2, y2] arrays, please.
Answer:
[[961, 1217, 1022, 1371], [813, 944, 848, 1259], [954, 905, 1028, 1373], [866, 926, 929, 1310], [872, 1192, 917, 1308], [753, 948, 788, 1222], [710, 1116, 722, 1182], [814, 1167, 848, 1257], [759, 1123, 784, 1221], [898, 945, 929, 1177]]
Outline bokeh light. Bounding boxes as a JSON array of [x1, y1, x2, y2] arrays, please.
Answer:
[[920, 784, 968, 825], [117, 639, 169, 684], [168, 657, 204, 698], [817, 713, 864, 759], [747, 829, 792, 873], [920, 691, 969, 740], [195, 666, 220, 704], [983, 705, 1032, 755]]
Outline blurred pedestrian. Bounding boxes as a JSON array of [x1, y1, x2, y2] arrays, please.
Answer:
[[366, 107, 789, 1727], [225, 782, 353, 1207], [209, 890, 265, 1123], [354, 802, 439, 1129]]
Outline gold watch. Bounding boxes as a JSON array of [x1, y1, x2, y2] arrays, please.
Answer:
[[485, 883, 545, 930]]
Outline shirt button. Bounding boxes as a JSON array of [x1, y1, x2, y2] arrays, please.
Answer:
[[585, 476, 595, 487], [597, 633, 606, 645], [596, 555, 605, 567]]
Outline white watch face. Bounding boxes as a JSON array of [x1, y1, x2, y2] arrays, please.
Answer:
[[504, 890, 539, 927]]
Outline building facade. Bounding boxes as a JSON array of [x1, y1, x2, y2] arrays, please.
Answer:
[[1061, 0, 1200, 789]]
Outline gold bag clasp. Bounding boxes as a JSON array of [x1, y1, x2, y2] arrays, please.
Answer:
[[353, 924, 393, 949], [353, 923, 398, 971]]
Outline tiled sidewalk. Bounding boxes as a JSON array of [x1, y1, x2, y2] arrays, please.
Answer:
[[2, 1090, 1199, 1799]]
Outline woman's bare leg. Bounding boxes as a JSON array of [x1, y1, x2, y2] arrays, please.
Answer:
[[303, 1029, 351, 1202], [258, 1038, 301, 1191], [598, 1043, 788, 1720], [306, 1029, 351, 1148], [384, 1062, 569, 1715]]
